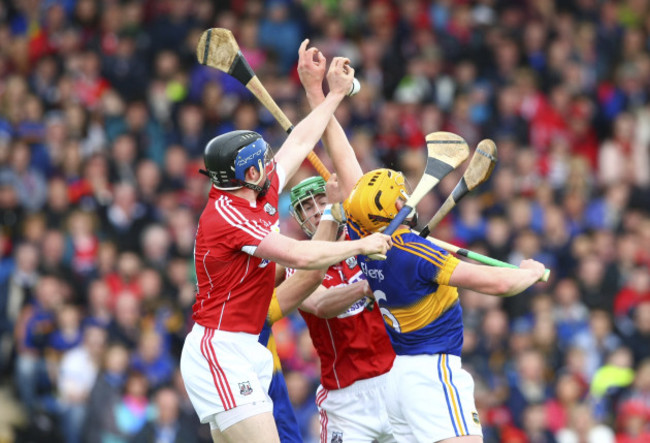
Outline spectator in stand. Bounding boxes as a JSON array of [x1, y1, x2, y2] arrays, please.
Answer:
[[42, 176, 72, 230], [83, 343, 130, 442], [39, 229, 76, 291], [1, 140, 47, 212], [130, 329, 175, 390], [107, 292, 141, 350], [545, 371, 586, 434], [66, 210, 100, 283], [614, 265, 650, 318], [624, 301, 650, 365], [572, 309, 622, 379], [598, 112, 650, 188], [101, 182, 155, 253], [56, 324, 106, 443], [104, 251, 142, 303], [284, 369, 318, 439], [103, 370, 154, 442], [555, 403, 615, 443], [615, 399, 650, 443], [101, 32, 148, 102], [48, 304, 83, 356], [258, 0, 302, 75], [532, 315, 564, 373], [109, 134, 138, 184], [0, 242, 39, 371], [521, 402, 557, 443], [590, 346, 635, 423], [106, 100, 166, 167], [131, 387, 199, 443], [576, 253, 613, 312], [140, 224, 172, 272], [506, 349, 551, 428], [166, 102, 213, 160], [475, 308, 510, 378], [552, 278, 590, 349], [136, 159, 163, 206], [83, 279, 112, 329], [161, 145, 189, 193], [14, 275, 64, 414], [617, 358, 650, 431]]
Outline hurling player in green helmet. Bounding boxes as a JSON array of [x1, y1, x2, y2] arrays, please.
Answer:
[[289, 176, 330, 237]]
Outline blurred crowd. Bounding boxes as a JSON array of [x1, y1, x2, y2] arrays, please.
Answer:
[[0, 0, 649, 442]]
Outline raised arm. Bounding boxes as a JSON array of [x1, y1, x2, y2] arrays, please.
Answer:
[[297, 40, 364, 197], [274, 53, 354, 182], [448, 259, 546, 297]]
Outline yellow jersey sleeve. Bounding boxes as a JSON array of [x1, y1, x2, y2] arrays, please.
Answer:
[[267, 290, 284, 325], [436, 254, 460, 286]]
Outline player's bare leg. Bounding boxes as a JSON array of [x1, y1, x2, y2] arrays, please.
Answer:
[[217, 412, 280, 443], [438, 436, 483, 443], [210, 428, 225, 443]]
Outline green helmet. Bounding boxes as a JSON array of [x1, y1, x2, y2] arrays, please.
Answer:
[[289, 176, 327, 237]]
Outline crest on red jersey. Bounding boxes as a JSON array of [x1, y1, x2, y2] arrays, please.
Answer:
[[345, 256, 357, 269], [264, 203, 276, 215]]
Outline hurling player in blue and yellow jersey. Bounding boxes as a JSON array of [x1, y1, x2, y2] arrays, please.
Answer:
[[258, 321, 302, 443], [344, 169, 546, 443]]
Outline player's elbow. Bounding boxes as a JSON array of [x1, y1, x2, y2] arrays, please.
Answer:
[[303, 268, 327, 286], [496, 282, 515, 296], [313, 308, 336, 319], [289, 255, 315, 269], [489, 278, 521, 297], [290, 251, 331, 270], [310, 300, 339, 319], [475, 277, 513, 296]]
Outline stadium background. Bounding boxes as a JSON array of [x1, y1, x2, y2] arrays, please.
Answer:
[[0, 0, 649, 442]]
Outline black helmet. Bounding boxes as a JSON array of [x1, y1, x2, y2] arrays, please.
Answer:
[[201, 130, 274, 195]]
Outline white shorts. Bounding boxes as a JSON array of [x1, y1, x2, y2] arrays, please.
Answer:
[[180, 323, 274, 428], [385, 354, 482, 442], [317, 372, 397, 443]]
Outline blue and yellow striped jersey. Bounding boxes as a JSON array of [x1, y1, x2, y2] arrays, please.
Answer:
[[347, 223, 464, 356], [259, 297, 302, 443]]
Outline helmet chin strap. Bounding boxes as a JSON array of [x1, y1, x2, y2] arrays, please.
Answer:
[[240, 159, 271, 198], [407, 210, 419, 228]]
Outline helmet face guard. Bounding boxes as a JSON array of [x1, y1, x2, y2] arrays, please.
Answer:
[[344, 168, 412, 235], [234, 138, 274, 184], [233, 138, 274, 196], [289, 176, 327, 237]]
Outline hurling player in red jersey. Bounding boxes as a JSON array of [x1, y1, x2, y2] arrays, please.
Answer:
[[179, 57, 393, 443], [267, 174, 398, 443]]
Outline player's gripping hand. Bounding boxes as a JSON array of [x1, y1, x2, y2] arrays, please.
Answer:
[[518, 259, 546, 281], [326, 173, 344, 204], [359, 233, 392, 257], [298, 39, 326, 94], [326, 57, 354, 98]]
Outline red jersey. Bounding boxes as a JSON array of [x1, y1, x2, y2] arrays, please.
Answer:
[[192, 172, 281, 334], [298, 256, 395, 390]]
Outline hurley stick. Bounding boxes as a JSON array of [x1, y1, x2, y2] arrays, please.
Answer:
[[420, 139, 497, 238], [368, 131, 470, 260], [196, 28, 331, 179]]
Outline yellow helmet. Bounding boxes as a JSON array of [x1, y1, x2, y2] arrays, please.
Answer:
[[344, 168, 410, 235]]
